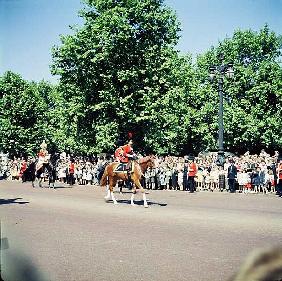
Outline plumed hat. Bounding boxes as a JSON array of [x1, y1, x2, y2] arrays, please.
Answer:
[[40, 140, 47, 149]]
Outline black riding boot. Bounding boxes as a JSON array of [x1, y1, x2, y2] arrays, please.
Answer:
[[126, 171, 132, 190]]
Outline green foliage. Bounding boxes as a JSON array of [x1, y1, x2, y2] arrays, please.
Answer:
[[51, 0, 185, 154], [0, 72, 68, 156], [195, 24, 282, 153], [1, 4, 281, 157], [0, 72, 48, 155]]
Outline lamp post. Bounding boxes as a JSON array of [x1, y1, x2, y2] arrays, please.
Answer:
[[209, 53, 234, 166]]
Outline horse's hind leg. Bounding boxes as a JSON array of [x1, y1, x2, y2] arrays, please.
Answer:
[[105, 179, 118, 205], [110, 182, 118, 205], [104, 179, 111, 200], [104, 187, 111, 200]]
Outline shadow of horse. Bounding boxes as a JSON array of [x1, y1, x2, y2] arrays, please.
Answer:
[[112, 199, 167, 207], [0, 198, 29, 205], [113, 190, 150, 195]]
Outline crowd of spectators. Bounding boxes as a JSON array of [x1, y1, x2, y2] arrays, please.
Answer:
[[0, 149, 282, 196]]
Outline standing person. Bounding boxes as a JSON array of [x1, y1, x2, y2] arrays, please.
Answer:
[[68, 159, 75, 186], [178, 169, 184, 191], [252, 167, 260, 193], [218, 166, 226, 192], [270, 159, 278, 193], [277, 159, 282, 197], [150, 167, 156, 190], [144, 168, 151, 189], [159, 169, 166, 190], [187, 158, 197, 193], [227, 159, 238, 193], [171, 165, 178, 190], [165, 165, 172, 190], [183, 160, 189, 191], [19, 157, 27, 182], [258, 167, 266, 193], [237, 170, 245, 193]]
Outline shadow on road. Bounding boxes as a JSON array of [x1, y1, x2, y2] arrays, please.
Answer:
[[1, 251, 48, 281], [0, 198, 29, 205], [32, 185, 69, 189], [114, 190, 150, 195], [114, 199, 167, 207]]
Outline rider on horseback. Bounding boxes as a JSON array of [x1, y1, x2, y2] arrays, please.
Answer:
[[36, 140, 49, 172], [117, 139, 136, 187]]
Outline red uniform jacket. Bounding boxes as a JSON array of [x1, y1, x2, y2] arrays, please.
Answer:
[[114, 147, 124, 162], [121, 144, 133, 163], [19, 161, 27, 176], [188, 162, 197, 177], [278, 163, 282, 180], [69, 163, 75, 174]]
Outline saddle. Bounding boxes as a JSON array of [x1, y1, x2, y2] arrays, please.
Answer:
[[113, 162, 134, 173]]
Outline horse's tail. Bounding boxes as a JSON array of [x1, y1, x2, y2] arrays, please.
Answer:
[[100, 166, 108, 186]]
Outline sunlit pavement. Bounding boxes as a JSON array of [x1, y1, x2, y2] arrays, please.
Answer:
[[1, 180, 282, 281]]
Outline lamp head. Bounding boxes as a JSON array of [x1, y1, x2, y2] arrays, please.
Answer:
[[209, 65, 216, 80], [226, 63, 234, 78]]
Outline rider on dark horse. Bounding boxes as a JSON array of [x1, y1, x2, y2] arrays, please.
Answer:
[[36, 140, 49, 173]]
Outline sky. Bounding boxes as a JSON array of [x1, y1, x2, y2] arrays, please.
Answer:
[[1, 0, 282, 83]]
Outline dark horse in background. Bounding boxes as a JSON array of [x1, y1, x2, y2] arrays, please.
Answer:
[[23, 152, 60, 188]]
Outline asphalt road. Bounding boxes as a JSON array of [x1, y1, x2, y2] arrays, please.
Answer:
[[1, 180, 282, 281]]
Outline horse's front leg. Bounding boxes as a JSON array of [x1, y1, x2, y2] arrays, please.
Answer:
[[32, 175, 38, 188], [130, 189, 136, 206], [49, 180, 55, 189], [49, 175, 55, 189], [104, 184, 111, 200], [39, 177, 43, 188], [135, 180, 148, 208]]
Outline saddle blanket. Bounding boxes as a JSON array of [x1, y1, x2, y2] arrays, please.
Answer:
[[113, 162, 134, 173]]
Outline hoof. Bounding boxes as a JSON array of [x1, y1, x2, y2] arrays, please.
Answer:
[[104, 197, 111, 202], [113, 201, 118, 205], [144, 204, 149, 208]]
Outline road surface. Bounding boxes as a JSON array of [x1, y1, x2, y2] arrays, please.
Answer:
[[1, 180, 282, 281]]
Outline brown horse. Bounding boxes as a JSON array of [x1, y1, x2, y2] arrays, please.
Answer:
[[100, 156, 155, 207]]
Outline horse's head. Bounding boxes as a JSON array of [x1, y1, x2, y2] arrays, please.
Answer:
[[49, 152, 60, 167], [139, 155, 156, 171]]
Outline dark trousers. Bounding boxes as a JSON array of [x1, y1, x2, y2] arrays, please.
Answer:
[[183, 178, 188, 191], [277, 179, 282, 195], [228, 179, 236, 192], [188, 176, 195, 192], [68, 173, 75, 185]]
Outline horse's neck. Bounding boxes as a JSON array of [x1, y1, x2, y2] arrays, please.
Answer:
[[139, 161, 149, 174]]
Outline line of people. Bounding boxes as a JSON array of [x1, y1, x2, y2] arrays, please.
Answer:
[[1, 145, 282, 195]]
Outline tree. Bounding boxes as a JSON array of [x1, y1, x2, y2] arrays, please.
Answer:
[[0, 71, 50, 156], [194, 25, 282, 154], [51, 0, 187, 154], [0, 71, 79, 156]]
